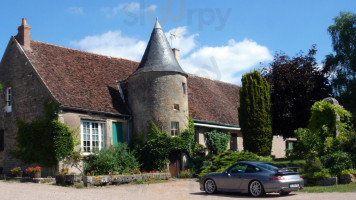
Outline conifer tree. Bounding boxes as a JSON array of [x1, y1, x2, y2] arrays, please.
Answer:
[[239, 70, 272, 156]]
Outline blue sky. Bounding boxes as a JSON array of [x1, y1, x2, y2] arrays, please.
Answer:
[[1, 0, 355, 85]]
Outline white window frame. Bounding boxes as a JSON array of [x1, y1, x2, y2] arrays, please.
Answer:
[[171, 122, 179, 136], [80, 120, 105, 155], [5, 87, 12, 113]]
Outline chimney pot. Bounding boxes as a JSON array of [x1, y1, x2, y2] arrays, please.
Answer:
[[17, 18, 31, 49], [22, 18, 27, 25], [172, 48, 181, 65]]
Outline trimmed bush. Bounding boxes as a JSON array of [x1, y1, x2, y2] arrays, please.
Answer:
[[239, 70, 272, 156], [199, 151, 272, 177], [321, 151, 353, 175]]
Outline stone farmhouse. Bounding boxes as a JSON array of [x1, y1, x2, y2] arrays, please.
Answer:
[[0, 18, 293, 175]]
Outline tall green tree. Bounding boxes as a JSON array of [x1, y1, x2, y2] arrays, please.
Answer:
[[324, 12, 356, 126], [261, 46, 331, 138], [239, 70, 272, 156]]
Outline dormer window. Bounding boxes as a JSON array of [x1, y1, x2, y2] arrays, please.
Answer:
[[5, 87, 12, 113]]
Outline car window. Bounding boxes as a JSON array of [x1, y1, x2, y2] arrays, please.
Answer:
[[245, 164, 260, 173], [257, 163, 279, 171], [228, 164, 248, 173]]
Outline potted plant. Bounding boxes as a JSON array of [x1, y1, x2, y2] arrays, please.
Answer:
[[10, 167, 23, 177], [25, 166, 41, 178]]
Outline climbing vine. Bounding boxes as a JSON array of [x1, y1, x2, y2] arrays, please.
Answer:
[[11, 101, 78, 167], [204, 130, 230, 155], [131, 117, 195, 171]]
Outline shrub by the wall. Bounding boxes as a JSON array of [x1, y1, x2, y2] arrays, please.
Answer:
[[321, 151, 353, 175], [84, 143, 139, 175]]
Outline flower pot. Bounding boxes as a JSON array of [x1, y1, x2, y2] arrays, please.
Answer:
[[16, 171, 23, 177], [30, 171, 41, 178]]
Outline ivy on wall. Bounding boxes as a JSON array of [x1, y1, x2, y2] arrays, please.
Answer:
[[204, 130, 230, 155], [11, 101, 78, 167], [131, 117, 195, 171]]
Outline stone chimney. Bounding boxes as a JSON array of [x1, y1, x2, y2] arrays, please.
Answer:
[[16, 18, 31, 49], [172, 48, 180, 65]]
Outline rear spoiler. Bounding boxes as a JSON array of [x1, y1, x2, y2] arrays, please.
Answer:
[[274, 167, 299, 175]]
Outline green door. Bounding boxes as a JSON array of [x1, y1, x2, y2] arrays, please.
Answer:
[[112, 122, 123, 146]]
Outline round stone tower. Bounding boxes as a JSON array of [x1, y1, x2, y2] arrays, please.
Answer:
[[127, 19, 189, 137]]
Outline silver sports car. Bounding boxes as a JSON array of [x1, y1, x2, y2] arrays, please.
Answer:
[[200, 161, 304, 197]]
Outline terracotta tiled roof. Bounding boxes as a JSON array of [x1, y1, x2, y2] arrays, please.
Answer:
[[23, 40, 240, 125], [24, 40, 139, 115], [187, 75, 240, 126]]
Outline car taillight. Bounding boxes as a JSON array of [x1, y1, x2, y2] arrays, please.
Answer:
[[300, 176, 303, 178], [269, 176, 285, 180]]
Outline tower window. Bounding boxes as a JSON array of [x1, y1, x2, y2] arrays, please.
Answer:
[[173, 104, 180, 110], [6, 87, 12, 113], [182, 82, 186, 94], [0, 129, 4, 151], [171, 122, 179, 136]]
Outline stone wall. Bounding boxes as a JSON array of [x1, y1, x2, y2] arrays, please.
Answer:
[[127, 71, 189, 137], [0, 37, 54, 174]]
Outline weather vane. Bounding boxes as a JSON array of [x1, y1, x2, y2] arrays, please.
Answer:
[[169, 29, 177, 47]]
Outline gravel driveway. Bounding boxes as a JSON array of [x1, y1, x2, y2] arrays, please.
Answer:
[[1, 179, 356, 200]]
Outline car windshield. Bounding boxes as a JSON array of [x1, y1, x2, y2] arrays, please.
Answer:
[[257, 163, 279, 171]]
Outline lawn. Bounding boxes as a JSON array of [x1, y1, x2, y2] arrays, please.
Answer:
[[300, 182, 356, 193]]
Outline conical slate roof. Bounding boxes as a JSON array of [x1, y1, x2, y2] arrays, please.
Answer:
[[132, 19, 186, 76]]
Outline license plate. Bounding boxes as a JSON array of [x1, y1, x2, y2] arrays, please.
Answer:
[[290, 184, 299, 188]]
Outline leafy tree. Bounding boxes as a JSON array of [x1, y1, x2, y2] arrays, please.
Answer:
[[292, 101, 353, 158], [261, 46, 331, 138], [324, 12, 356, 126], [239, 70, 272, 156]]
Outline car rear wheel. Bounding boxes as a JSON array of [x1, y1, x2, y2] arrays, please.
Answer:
[[204, 179, 217, 194], [249, 180, 265, 197]]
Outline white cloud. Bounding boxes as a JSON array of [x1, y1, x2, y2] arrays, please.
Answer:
[[67, 7, 84, 15], [146, 5, 157, 12], [70, 30, 146, 61], [70, 27, 272, 85], [102, 2, 156, 18], [181, 39, 273, 84], [165, 26, 198, 56]]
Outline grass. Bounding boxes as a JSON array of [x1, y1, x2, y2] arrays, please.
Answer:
[[300, 182, 356, 193]]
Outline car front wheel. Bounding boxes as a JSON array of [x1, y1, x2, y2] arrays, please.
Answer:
[[249, 180, 265, 197], [204, 179, 217, 194]]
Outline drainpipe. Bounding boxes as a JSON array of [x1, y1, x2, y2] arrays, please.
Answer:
[[116, 81, 133, 144]]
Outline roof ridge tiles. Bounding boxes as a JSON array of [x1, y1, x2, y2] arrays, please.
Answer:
[[187, 73, 241, 87], [29, 40, 140, 64]]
